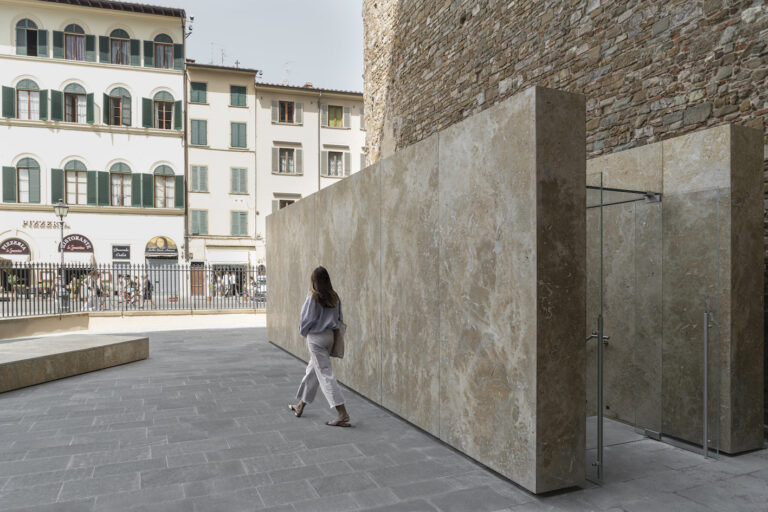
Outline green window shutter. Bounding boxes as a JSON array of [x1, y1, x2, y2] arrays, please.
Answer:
[[29, 167, 40, 203], [142, 98, 152, 128], [231, 123, 245, 148], [38, 30, 48, 57], [231, 211, 238, 236], [86, 93, 94, 124], [231, 123, 236, 147], [190, 166, 198, 191], [51, 168, 64, 203], [200, 120, 207, 145], [230, 168, 236, 193], [50, 90, 63, 121], [52, 31, 64, 58], [103, 93, 110, 124], [174, 175, 184, 208], [130, 39, 140, 66], [173, 44, 183, 70], [201, 166, 207, 191], [142, 173, 153, 207], [296, 149, 303, 174], [272, 147, 278, 173], [143, 40, 153, 67], [296, 102, 303, 124], [321, 150, 328, 175], [271, 100, 278, 123], [131, 173, 142, 206], [2, 167, 17, 203], [86, 170, 97, 205], [85, 34, 96, 62], [191, 82, 206, 103], [230, 86, 246, 106], [173, 100, 182, 130], [240, 212, 247, 235], [97, 171, 109, 205], [190, 209, 199, 235], [39, 90, 48, 120], [98, 36, 109, 62], [343, 106, 350, 128], [321, 104, 328, 127], [190, 120, 197, 145], [16, 27, 26, 55], [200, 211, 208, 234], [2, 86, 15, 118], [240, 169, 247, 193], [122, 96, 131, 126], [344, 152, 351, 176]]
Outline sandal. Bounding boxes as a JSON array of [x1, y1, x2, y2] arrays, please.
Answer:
[[326, 416, 351, 427], [288, 404, 303, 417]]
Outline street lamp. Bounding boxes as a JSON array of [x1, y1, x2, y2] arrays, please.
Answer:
[[54, 199, 69, 313]]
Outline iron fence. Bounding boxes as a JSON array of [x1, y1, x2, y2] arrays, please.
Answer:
[[0, 262, 266, 318]]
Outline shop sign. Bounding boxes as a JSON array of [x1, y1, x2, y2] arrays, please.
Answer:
[[112, 245, 130, 260], [23, 220, 69, 229], [0, 238, 30, 255], [60, 234, 93, 252], [145, 236, 178, 257]]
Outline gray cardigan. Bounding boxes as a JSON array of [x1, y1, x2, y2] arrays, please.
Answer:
[[299, 295, 343, 337]]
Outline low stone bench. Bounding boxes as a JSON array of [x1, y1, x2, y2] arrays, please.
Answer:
[[0, 334, 148, 393]]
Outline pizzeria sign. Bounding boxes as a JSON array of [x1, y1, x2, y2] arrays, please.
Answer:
[[0, 238, 30, 255], [60, 234, 93, 253]]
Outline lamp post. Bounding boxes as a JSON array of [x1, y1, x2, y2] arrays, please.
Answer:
[[53, 199, 69, 313]]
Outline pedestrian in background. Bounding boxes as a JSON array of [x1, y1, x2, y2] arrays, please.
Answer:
[[289, 266, 350, 427], [141, 274, 155, 309]]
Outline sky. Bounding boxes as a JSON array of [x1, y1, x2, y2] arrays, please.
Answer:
[[151, 0, 364, 92]]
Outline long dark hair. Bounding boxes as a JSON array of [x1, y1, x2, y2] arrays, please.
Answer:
[[309, 266, 339, 308]]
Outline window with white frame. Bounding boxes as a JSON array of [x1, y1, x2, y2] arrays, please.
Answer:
[[64, 159, 87, 205], [109, 162, 131, 206], [153, 165, 174, 208], [64, 23, 85, 61], [64, 83, 86, 123], [16, 79, 40, 120]]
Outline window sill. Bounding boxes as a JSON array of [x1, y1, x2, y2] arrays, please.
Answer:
[[228, 147, 250, 151], [189, 144, 209, 148], [272, 172, 303, 176], [322, 126, 350, 130], [321, 174, 345, 179], [189, 102, 209, 106], [2, 54, 183, 74], [190, 190, 209, 194], [0, 203, 184, 215], [229, 192, 250, 196], [0, 118, 183, 137], [229, 105, 248, 109], [272, 121, 303, 126]]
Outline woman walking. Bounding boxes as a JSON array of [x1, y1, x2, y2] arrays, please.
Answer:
[[289, 266, 350, 427]]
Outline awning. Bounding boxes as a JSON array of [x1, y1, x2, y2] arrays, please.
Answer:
[[206, 249, 251, 264]]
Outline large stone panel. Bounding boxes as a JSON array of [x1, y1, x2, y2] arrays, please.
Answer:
[[380, 135, 440, 432]]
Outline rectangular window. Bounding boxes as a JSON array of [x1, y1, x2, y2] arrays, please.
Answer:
[[66, 170, 87, 205], [191, 209, 208, 235], [109, 96, 122, 126], [65, 33, 84, 60], [230, 85, 246, 107], [279, 199, 294, 209], [327, 151, 343, 177], [154, 100, 172, 129], [64, 93, 86, 123], [279, 148, 295, 174], [231, 168, 247, 194], [231, 122, 246, 148], [328, 105, 343, 128], [154, 43, 173, 69], [190, 119, 207, 146], [110, 38, 129, 65], [110, 173, 131, 206], [279, 101, 294, 123], [16, 89, 39, 120], [17, 168, 29, 203], [231, 211, 247, 236], [154, 175, 174, 208], [190, 165, 208, 192], [190, 82, 207, 103]]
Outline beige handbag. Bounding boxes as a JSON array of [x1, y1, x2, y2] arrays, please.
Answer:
[[330, 306, 346, 358]]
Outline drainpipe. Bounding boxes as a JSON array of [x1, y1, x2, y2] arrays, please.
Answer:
[[317, 91, 322, 192], [182, 16, 190, 262]]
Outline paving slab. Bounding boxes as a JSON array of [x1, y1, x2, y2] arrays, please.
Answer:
[[0, 327, 765, 512]]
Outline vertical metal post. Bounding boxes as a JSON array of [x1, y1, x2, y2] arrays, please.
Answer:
[[703, 309, 709, 458], [597, 313, 604, 482]]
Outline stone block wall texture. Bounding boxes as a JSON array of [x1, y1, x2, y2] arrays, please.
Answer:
[[363, 0, 768, 434], [585, 124, 764, 454], [267, 86, 586, 494]]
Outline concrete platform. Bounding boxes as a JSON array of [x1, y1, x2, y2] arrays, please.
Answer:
[[0, 334, 148, 393]]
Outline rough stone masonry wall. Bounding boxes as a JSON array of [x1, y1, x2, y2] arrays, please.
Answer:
[[363, 0, 768, 425]]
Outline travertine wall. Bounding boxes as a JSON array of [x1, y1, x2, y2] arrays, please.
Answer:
[[586, 124, 765, 453], [267, 86, 586, 493]]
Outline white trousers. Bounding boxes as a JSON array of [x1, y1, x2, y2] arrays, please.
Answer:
[[296, 330, 345, 408]]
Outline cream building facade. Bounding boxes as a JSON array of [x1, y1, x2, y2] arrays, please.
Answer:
[[185, 63, 258, 267], [254, 83, 365, 262], [0, 0, 187, 278]]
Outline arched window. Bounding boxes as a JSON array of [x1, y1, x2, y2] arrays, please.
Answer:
[[63, 83, 86, 123], [64, 159, 87, 205], [106, 87, 131, 126], [153, 165, 175, 208], [16, 19, 41, 57], [109, 28, 130, 65], [15, 79, 40, 120], [109, 162, 132, 206], [153, 33, 173, 69], [152, 91, 174, 129], [63, 23, 85, 60], [15, 157, 41, 204]]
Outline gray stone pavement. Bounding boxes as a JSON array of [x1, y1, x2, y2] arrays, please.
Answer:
[[0, 327, 766, 512]]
